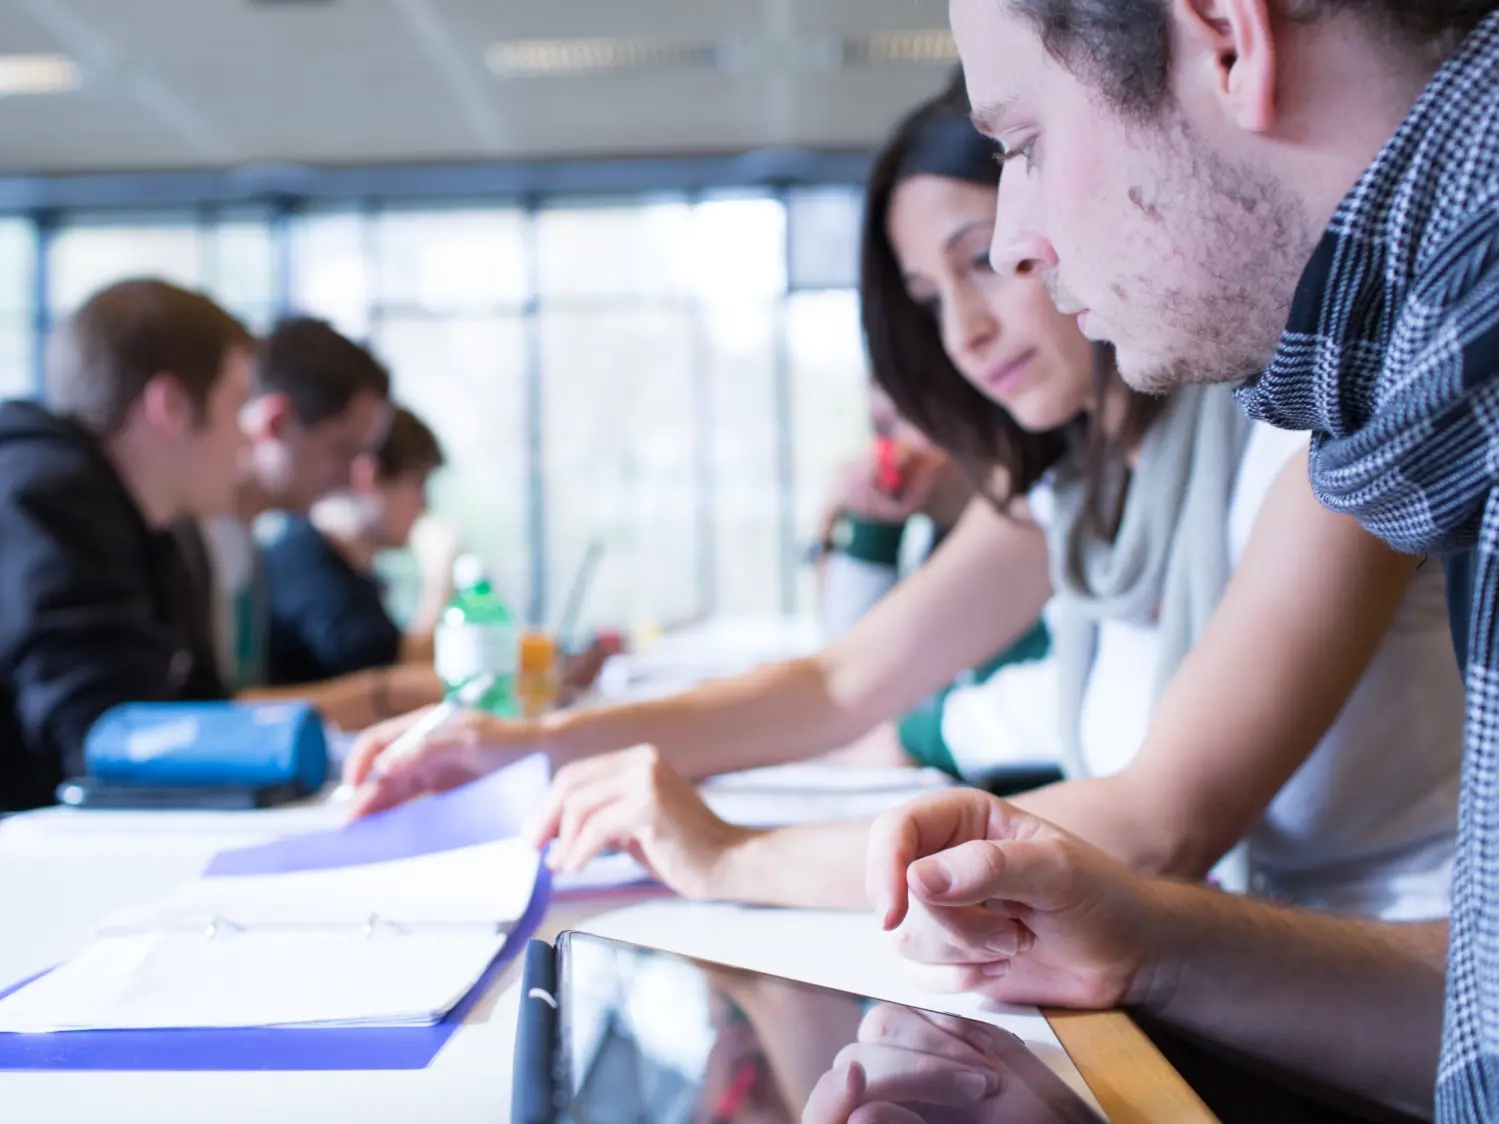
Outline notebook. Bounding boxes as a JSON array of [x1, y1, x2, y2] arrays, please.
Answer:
[[0, 838, 539, 1033]]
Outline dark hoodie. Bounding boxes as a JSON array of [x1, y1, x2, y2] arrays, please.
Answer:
[[0, 400, 224, 812]]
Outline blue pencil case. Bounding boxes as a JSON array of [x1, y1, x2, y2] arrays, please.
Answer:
[[63, 701, 330, 808]]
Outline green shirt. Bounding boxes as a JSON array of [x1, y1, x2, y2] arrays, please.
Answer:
[[897, 620, 1051, 778]]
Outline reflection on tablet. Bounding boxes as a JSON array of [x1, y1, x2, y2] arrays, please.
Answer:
[[549, 931, 1104, 1124]]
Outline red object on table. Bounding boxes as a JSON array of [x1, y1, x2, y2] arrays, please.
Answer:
[[593, 628, 626, 656]]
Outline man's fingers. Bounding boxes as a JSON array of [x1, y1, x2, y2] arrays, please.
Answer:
[[866, 790, 999, 931], [895, 958, 1017, 996], [883, 911, 1030, 999], [908, 838, 1072, 911], [890, 913, 1032, 970], [891, 895, 1034, 963]]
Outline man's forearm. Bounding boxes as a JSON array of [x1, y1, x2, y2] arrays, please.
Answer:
[[1140, 882, 1447, 1119]]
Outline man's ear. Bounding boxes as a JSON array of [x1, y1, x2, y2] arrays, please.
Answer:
[[138, 371, 196, 438], [242, 391, 294, 442], [1172, 0, 1278, 133]]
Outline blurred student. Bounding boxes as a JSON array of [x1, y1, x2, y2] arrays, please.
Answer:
[[182, 316, 391, 689], [814, 384, 972, 639], [178, 317, 441, 728], [262, 405, 457, 684], [0, 280, 249, 811]]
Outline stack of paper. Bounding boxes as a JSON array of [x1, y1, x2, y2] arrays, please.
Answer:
[[0, 838, 539, 1033]]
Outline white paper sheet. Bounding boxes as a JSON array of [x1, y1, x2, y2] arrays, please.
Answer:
[[101, 839, 539, 933], [0, 930, 506, 1031], [0, 839, 538, 1033]]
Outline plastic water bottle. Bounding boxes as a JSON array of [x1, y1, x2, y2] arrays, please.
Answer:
[[434, 554, 519, 717]]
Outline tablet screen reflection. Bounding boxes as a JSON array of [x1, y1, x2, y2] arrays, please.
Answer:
[[556, 932, 1103, 1124]]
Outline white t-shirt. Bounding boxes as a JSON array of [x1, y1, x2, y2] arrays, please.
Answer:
[[941, 423, 1461, 921], [820, 516, 941, 641], [199, 515, 269, 690]]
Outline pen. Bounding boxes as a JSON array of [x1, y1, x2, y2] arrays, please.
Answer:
[[367, 671, 496, 782]]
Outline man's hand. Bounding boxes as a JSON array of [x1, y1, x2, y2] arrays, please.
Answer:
[[867, 789, 1160, 1010]]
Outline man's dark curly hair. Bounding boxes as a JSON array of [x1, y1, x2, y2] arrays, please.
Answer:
[[1008, 0, 1496, 118]]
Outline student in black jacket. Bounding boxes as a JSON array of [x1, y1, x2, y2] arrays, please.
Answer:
[[0, 279, 252, 811]]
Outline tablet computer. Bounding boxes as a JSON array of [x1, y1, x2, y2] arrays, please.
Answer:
[[514, 931, 1105, 1124]]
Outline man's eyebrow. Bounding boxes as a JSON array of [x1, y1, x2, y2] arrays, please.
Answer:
[[971, 100, 1013, 137]]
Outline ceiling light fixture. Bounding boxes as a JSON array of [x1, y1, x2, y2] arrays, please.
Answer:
[[845, 30, 958, 65], [0, 53, 80, 97], [484, 30, 956, 78], [485, 37, 717, 77]]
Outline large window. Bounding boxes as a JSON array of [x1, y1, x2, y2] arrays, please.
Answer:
[[47, 210, 278, 332], [18, 180, 872, 629]]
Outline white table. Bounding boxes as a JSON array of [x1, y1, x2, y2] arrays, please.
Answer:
[[0, 804, 1208, 1123]]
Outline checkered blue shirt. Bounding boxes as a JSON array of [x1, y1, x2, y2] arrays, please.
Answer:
[[1238, 14, 1499, 1119]]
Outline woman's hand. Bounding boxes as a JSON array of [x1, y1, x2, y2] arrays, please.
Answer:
[[525, 745, 756, 898]]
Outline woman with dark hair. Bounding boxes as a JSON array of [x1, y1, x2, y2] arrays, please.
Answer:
[[352, 83, 1462, 923]]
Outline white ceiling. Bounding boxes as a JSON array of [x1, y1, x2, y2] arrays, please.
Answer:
[[0, 0, 958, 175]]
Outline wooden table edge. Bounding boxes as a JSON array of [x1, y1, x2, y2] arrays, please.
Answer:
[[1045, 1007, 1220, 1124]]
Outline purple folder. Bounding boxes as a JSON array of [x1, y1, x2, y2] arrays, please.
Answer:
[[0, 755, 552, 1072]]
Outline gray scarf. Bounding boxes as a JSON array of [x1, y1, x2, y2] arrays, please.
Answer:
[[1048, 385, 1253, 778]]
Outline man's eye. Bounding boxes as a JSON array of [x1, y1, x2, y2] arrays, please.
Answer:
[[996, 139, 1036, 168]]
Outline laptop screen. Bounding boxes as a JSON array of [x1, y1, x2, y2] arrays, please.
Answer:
[[549, 930, 1105, 1124]]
